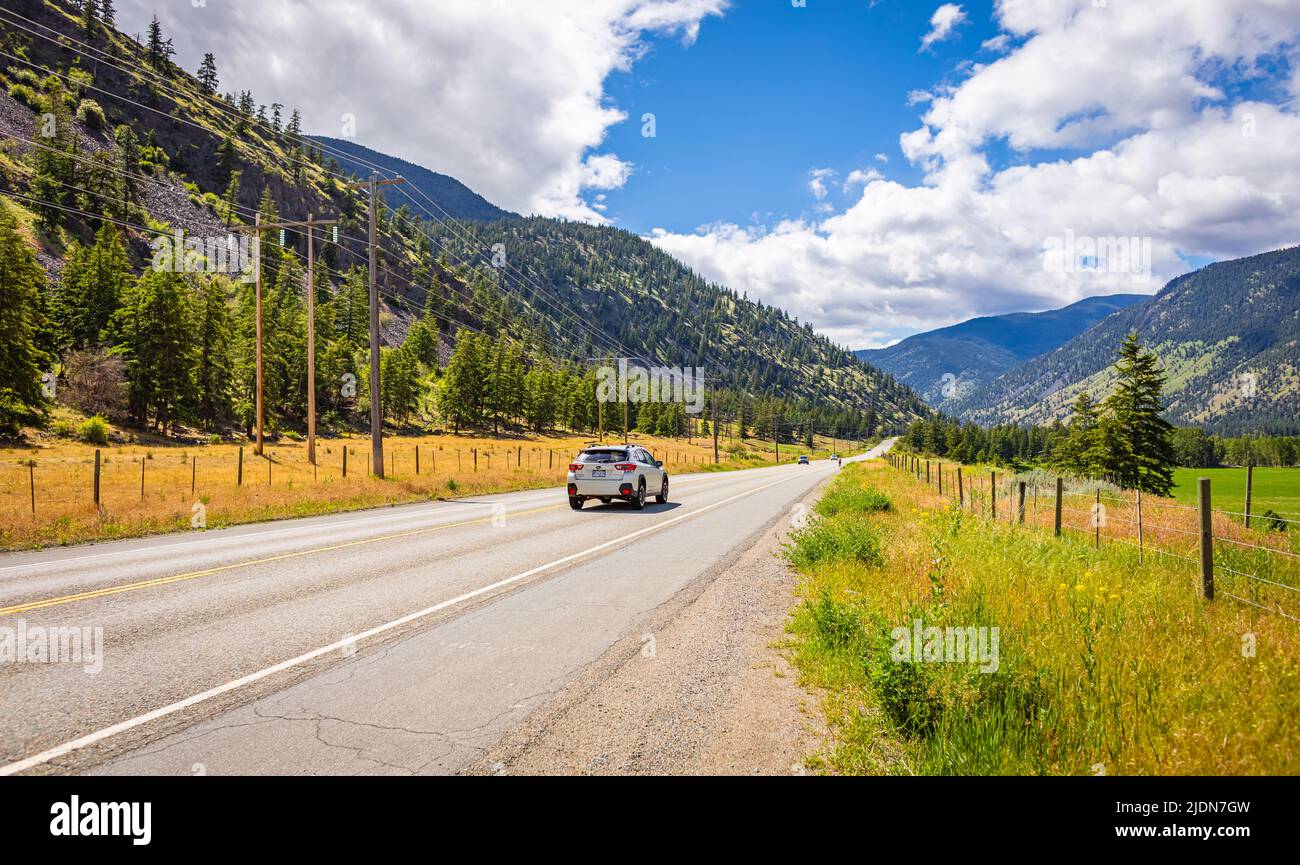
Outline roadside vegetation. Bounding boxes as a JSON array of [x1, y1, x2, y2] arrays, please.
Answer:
[[784, 459, 1300, 775]]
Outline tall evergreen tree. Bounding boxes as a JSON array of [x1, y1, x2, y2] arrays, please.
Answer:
[[1099, 333, 1176, 494], [145, 16, 174, 69], [197, 53, 219, 94], [54, 223, 131, 351], [109, 269, 196, 430], [0, 210, 51, 436]]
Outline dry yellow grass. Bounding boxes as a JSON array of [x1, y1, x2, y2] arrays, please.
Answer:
[[0, 428, 853, 550]]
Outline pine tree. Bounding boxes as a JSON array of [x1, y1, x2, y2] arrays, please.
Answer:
[[145, 16, 174, 69], [1099, 333, 1176, 494], [100, 0, 116, 29], [197, 53, 219, 94], [30, 85, 75, 232], [108, 269, 196, 431], [438, 330, 485, 432], [193, 277, 234, 428], [0, 209, 51, 436], [82, 1, 99, 39], [54, 223, 131, 351]]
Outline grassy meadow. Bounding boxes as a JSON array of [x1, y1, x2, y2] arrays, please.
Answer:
[[1171, 466, 1300, 522], [0, 417, 858, 550], [784, 459, 1300, 775]]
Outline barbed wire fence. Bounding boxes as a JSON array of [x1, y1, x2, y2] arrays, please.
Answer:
[[885, 451, 1300, 623]]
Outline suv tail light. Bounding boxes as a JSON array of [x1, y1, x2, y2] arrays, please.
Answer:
[[568, 463, 582, 471], [614, 463, 636, 472]]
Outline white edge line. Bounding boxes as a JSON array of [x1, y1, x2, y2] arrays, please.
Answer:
[[0, 469, 809, 775]]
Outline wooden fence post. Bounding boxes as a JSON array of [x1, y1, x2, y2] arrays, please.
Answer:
[[1198, 477, 1214, 600], [1094, 488, 1101, 548], [1017, 481, 1026, 524], [1244, 462, 1253, 529], [1136, 488, 1144, 564], [1054, 477, 1063, 537], [938, 463, 943, 496], [416, 445, 420, 475], [343, 446, 348, 478], [93, 449, 101, 506], [925, 460, 930, 484], [989, 471, 996, 519], [957, 466, 964, 507], [473, 448, 478, 471], [191, 456, 196, 494]]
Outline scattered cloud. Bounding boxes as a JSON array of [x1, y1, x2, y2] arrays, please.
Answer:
[[652, 0, 1300, 348], [807, 167, 837, 200], [117, 0, 728, 223], [920, 3, 967, 52]]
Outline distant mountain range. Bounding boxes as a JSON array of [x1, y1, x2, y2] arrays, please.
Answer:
[[856, 294, 1149, 409], [311, 136, 518, 222], [947, 246, 1300, 434]]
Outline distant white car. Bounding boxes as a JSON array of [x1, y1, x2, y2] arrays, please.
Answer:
[[798, 454, 810, 465], [567, 444, 668, 510]]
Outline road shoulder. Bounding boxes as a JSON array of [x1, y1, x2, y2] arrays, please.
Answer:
[[469, 474, 832, 775]]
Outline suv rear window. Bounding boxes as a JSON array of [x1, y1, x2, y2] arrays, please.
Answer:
[[578, 449, 628, 463]]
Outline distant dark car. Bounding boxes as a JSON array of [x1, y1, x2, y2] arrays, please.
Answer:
[[798, 455, 810, 465]]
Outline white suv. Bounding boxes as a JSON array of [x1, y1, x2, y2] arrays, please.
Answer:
[[567, 445, 668, 510]]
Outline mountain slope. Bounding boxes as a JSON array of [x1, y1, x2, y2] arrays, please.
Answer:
[[310, 136, 517, 222], [856, 294, 1149, 408], [0, 0, 928, 432], [949, 247, 1300, 434], [419, 216, 928, 421]]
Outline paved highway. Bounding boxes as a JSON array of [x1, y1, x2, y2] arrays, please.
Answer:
[[0, 439, 894, 775]]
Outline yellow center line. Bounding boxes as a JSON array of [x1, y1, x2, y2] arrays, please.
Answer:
[[0, 469, 767, 619], [0, 503, 563, 618]]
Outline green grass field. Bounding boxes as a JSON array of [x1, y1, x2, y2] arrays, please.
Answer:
[[1170, 467, 1300, 520]]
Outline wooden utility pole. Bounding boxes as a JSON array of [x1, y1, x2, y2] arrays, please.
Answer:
[[302, 214, 337, 465], [346, 173, 405, 477], [711, 386, 719, 465], [232, 213, 336, 460]]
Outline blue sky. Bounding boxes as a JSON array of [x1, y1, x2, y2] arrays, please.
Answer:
[[128, 0, 1300, 349], [601, 1, 1001, 234]]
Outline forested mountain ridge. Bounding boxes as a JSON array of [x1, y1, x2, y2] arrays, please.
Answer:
[[310, 136, 517, 223], [949, 246, 1300, 434], [856, 294, 1149, 409], [0, 0, 927, 441]]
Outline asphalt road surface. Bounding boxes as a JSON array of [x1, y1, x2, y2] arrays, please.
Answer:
[[0, 439, 894, 775]]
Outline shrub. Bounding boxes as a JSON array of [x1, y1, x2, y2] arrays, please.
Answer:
[[1260, 509, 1289, 533], [786, 514, 884, 569], [445, 478, 459, 492], [7, 83, 41, 111], [61, 349, 128, 420], [816, 485, 891, 518], [75, 98, 107, 130], [76, 415, 111, 446], [12, 68, 39, 87], [52, 419, 75, 439], [807, 590, 865, 650], [208, 434, 222, 445]]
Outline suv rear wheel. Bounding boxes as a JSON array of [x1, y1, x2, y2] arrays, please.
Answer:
[[569, 496, 583, 510], [655, 477, 669, 504]]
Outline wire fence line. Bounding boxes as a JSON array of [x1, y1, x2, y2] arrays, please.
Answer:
[[886, 452, 1300, 624], [0, 438, 731, 540]]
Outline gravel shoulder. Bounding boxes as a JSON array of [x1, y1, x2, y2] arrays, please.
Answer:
[[469, 476, 830, 776]]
